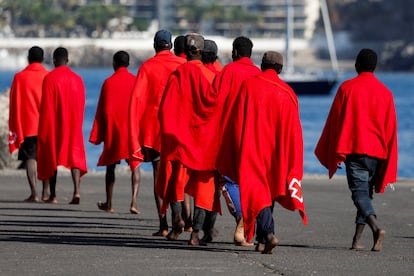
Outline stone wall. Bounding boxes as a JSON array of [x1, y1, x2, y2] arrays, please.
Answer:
[[0, 90, 20, 169]]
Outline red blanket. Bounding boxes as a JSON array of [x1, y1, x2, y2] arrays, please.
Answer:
[[128, 50, 185, 170], [37, 66, 87, 180], [159, 61, 220, 170], [213, 57, 261, 142], [156, 60, 221, 214], [8, 63, 49, 152], [89, 67, 135, 166], [315, 72, 398, 193], [217, 70, 307, 241]]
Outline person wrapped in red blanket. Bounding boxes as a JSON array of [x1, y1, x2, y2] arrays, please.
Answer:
[[37, 47, 87, 205], [217, 51, 307, 254], [129, 30, 186, 236], [315, 49, 398, 252], [156, 33, 221, 246], [89, 51, 138, 214], [8, 46, 49, 202]]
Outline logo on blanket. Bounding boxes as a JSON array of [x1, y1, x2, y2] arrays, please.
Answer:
[[8, 131, 17, 144], [288, 178, 303, 203]]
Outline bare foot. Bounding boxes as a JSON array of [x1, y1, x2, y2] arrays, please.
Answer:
[[166, 221, 184, 240], [41, 197, 49, 203], [372, 229, 385, 252], [188, 237, 207, 246], [45, 197, 58, 204], [129, 206, 141, 214], [152, 229, 169, 237], [235, 240, 254, 247], [262, 234, 279, 254], [350, 243, 364, 250], [188, 232, 207, 246], [255, 243, 265, 252], [184, 219, 193, 232], [69, 196, 80, 205], [24, 195, 39, 203], [97, 201, 114, 213]]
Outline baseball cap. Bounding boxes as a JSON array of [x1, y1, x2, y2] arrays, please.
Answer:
[[204, 39, 218, 55], [262, 51, 283, 66], [154, 30, 172, 48], [185, 33, 204, 51]]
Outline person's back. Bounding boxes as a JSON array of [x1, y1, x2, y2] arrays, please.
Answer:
[[315, 48, 397, 252], [129, 30, 187, 237], [8, 46, 49, 202], [212, 36, 261, 246], [42, 65, 85, 162], [334, 71, 395, 161], [213, 36, 261, 98], [160, 59, 219, 171], [38, 47, 87, 202], [213, 36, 261, 133], [315, 48, 397, 190], [217, 51, 306, 254], [90, 50, 138, 214], [90, 51, 135, 166], [157, 33, 222, 246], [129, 31, 185, 165], [9, 47, 48, 150]]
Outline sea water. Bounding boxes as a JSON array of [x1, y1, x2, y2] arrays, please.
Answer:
[[1, 68, 413, 179]]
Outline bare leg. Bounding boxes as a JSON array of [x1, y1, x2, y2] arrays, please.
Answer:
[[151, 160, 168, 236], [46, 171, 58, 204], [367, 215, 385, 251], [183, 193, 193, 232], [130, 166, 141, 214], [351, 223, 365, 250], [41, 180, 49, 202], [97, 164, 115, 212], [188, 207, 207, 246], [24, 159, 38, 202], [69, 168, 81, 204], [167, 201, 184, 240]]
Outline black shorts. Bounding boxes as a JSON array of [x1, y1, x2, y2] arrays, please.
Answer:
[[18, 136, 37, 161], [142, 147, 160, 162]]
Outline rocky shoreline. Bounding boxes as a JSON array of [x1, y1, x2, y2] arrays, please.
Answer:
[[0, 89, 20, 169]]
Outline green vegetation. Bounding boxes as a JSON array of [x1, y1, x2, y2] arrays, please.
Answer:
[[0, 0, 142, 37]]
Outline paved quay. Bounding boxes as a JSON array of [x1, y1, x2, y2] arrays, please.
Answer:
[[0, 168, 413, 276]]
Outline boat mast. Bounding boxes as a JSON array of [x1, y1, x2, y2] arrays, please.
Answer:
[[285, 0, 294, 74], [319, 0, 339, 72]]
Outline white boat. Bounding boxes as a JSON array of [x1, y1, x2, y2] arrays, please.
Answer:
[[283, 0, 340, 95]]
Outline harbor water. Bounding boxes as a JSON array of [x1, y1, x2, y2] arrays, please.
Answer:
[[1, 68, 412, 179]]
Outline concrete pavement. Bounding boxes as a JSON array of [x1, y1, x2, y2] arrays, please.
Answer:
[[0, 168, 413, 275]]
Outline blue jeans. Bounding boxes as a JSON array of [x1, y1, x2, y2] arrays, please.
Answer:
[[223, 177, 242, 220], [345, 155, 379, 224], [256, 204, 275, 244]]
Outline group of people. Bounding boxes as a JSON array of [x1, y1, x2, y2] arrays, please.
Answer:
[[8, 29, 397, 254]]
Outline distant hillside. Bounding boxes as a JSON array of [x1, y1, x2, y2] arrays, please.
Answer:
[[324, 0, 414, 70]]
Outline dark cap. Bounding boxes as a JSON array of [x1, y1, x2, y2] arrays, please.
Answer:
[[203, 39, 218, 55], [262, 51, 283, 66], [185, 33, 204, 51], [154, 30, 172, 48]]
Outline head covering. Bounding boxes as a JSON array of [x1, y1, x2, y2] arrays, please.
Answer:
[[154, 30, 172, 48], [203, 40, 218, 55], [185, 33, 204, 51], [262, 51, 283, 66]]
